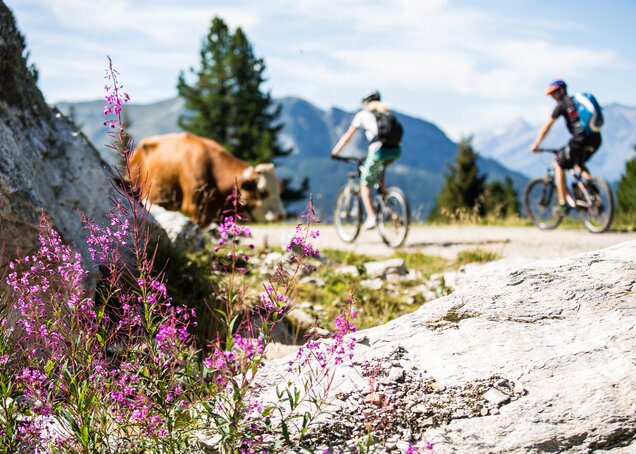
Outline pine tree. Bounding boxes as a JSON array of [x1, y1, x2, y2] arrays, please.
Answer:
[[502, 176, 521, 217], [616, 145, 636, 222], [482, 176, 520, 218], [177, 17, 289, 164], [430, 137, 486, 220]]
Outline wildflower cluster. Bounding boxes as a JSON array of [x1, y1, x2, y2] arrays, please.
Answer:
[[103, 56, 130, 130], [293, 301, 357, 369], [0, 58, 428, 453], [0, 58, 201, 452]]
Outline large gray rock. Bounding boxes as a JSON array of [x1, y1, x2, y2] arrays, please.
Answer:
[[147, 204, 213, 250], [0, 2, 112, 269], [248, 240, 636, 452]]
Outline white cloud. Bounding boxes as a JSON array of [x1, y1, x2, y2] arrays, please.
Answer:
[[7, 0, 629, 133]]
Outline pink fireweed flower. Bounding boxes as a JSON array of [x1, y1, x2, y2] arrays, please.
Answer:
[[233, 333, 265, 360], [103, 56, 131, 130], [218, 215, 251, 242], [292, 306, 358, 369], [258, 284, 291, 314], [287, 224, 320, 258], [155, 312, 192, 357]]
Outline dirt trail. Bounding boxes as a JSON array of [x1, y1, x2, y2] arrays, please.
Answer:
[[248, 224, 636, 262]]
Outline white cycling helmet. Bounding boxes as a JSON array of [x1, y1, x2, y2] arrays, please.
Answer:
[[362, 90, 381, 103]]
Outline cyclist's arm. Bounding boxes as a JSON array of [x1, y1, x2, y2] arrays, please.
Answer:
[[331, 125, 358, 156], [531, 117, 556, 151]]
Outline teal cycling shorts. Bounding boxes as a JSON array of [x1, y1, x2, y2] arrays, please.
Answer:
[[360, 146, 401, 186]]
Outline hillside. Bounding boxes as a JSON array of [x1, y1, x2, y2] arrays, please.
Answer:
[[58, 97, 528, 220]]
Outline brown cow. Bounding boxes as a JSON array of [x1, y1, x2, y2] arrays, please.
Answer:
[[129, 132, 286, 226]]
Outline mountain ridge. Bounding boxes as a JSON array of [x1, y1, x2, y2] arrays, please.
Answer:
[[58, 96, 529, 220]]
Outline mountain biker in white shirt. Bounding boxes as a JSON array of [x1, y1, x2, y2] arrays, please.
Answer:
[[330, 90, 402, 230]]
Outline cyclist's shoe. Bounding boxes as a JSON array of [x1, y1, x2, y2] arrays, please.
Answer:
[[552, 203, 569, 217], [565, 193, 577, 208], [362, 216, 377, 230]]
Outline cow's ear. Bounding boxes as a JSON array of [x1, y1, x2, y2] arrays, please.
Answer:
[[255, 163, 275, 173], [240, 178, 257, 192]]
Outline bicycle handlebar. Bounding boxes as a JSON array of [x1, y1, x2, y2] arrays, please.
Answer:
[[331, 154, 364, 163], [535, 148, 558, 154]]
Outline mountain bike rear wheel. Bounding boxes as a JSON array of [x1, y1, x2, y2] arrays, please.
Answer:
[[377, 187, 410, 248], [581, 177, 613, 233], [334, 186, 362, 243], [524, 178, 562, 230]]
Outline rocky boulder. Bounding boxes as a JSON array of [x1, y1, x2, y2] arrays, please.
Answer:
[[0, 2, 112, 269], [248, 240, 636, 452]]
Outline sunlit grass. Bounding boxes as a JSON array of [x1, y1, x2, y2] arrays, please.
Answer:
[[454, 248, 501, 267]]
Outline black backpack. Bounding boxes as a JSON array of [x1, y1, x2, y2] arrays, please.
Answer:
[[373, 111, 403, 147]]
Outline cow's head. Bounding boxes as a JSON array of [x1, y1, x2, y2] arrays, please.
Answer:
[[240, 163, 286, 222]]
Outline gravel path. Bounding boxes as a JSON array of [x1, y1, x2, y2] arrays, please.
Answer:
[[248, 223, 636, 262]]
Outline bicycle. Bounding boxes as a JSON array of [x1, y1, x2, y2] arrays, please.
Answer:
[[332, 155, 410, 247], [524, 148, 614, 233]]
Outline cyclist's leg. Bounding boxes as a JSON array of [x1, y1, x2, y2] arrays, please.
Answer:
[[555, 144, 575, 206], [376, 146, 401, 193], [360, 148, 384, 220], [576, 133, 602, 182]]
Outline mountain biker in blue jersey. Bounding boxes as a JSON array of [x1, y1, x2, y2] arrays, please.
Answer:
[[530, 79, 602, 215], [330, 90, 402, 230]]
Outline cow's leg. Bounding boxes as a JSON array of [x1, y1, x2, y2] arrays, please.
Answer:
[[180, 180, 215, 227], [148, 179, 182, 210], [195, 184, 220, 226], [180, 185, 203, 226]]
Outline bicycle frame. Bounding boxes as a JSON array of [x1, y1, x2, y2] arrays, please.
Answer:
[[537, 149, 594, 209], [527, 148, 614, 233], [332, 155, 410, 246]]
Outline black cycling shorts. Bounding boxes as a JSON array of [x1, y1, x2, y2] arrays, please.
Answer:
[[557, 133, 602, 170]]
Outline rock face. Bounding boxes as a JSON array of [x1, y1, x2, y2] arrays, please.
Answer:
[[254, 241, 636, 452], [0, 2, 112, 268]]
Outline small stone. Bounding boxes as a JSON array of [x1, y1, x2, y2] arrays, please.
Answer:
[[412, 404, 428, 414], [514, 382, 526, 395], [481, 407, 489, 416], [363, 258, 407, 278], [360, 278, 384, 290], [400, 426, 412, 439], [421, 417, 434, 427], [336, 265, 359, 276], [483, 388, 510, 406], [364, 392, 387, 406], [388, 367, 405, 382]]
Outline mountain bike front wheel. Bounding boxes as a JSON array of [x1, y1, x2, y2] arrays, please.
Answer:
[[334, 185, 362, 243], [524, 178, 562, 230], [377, 187, 410, 248], [581, 177, 614, 233]]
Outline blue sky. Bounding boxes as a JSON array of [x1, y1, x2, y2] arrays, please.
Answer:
[[7, 0, 636, 139]]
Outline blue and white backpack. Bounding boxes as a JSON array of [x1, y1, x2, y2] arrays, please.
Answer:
[[572, 92, 604, 134]]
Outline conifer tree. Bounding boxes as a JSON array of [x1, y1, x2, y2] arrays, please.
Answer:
[[616, 145, 636, 222], [430, 137, 486, 220], [482, 176, 520, 218], [177, 17, 289, 163]]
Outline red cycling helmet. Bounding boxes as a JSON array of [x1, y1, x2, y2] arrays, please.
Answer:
[[545, 79, 567, 96]]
